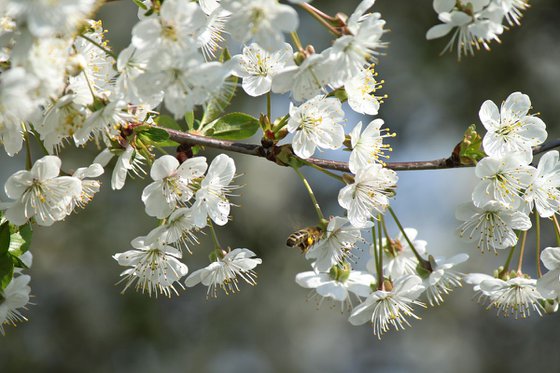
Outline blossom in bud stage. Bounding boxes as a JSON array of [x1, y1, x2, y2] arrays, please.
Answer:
[[231, 43, 294, 97], [0, 274, 32, 335], [131, 0, 205, 53], [367, 228, 427, 279], [70, 163, 104, 210], [147, 207, 205, 254], [1, 156, 81, 226], [424, 254, 468, 306], [328, 1, 386, 85], [295, 264, 375, 312], [286, 96, 345, 159], [348, 119, 393, 174], [113, 235, 189, 297], [221, 0, 298, 52], [142, 155, 208, 219], [185, 248, 262, 297], [344, 68, 384, 116], [426, 0, 504, 59], [192, 154, 237, 227], [523, 151, 560, 218], [537, 247, 560, 300], [456, 201, 530, 253], [466, 273, 544, 318], [348, 275, 426, 338], [472, 153, 536, 209], [272, 53, 333, 102], [73, 99, 131, 146], [305, 216, 368, 272], [479, 92, 547, 162], [338, 164, 398, 227], [6, 0, 96, 38], [94, 145, 147, 191]]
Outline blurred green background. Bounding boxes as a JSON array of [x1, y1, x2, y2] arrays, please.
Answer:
[[1, 0, 560, 372]]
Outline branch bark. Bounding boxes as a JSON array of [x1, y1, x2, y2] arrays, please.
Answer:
[[164, 128, 560, 173]]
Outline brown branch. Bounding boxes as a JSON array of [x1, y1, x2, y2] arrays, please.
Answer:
[[164, 128, 560, 173]]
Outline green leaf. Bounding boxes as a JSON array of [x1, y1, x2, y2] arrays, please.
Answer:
[[203, 113, 260, 140], [135, 126, 171, 143], [0, 254, 14, 290], [0, 222, 10, 255], [219, 48, 232, 63], [458, 125, 486, 165], [131, 0, 148, 9], [8, 224, 32, 257], [185, 112, 195, 131], [156, 115, 183, 131]]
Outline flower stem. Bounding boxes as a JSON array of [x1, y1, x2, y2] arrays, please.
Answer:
[[387, 206, 430, 270], [290, 32, 304, 52], [300, 3, 341, 36], [79, 34, 117, 59], [266, 92, 271, 121], [516, 230, 528, 274], [208, 220, 221, 250], [300, 159, 344, 183], [371, 219, 382, 289], [552, 215, 560, 246], [293, 166, 325, 223], [536, 213, 542, 277], [499, 231, 521, 278], [21, 123, 32, 170], [377, 214, 384, 289]]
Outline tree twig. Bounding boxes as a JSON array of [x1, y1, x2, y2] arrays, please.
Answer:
[[164, 128, 560, 173]]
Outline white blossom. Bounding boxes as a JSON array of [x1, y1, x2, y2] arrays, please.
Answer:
[[185, 248, 262, 297], [70, 163, 104, 210], [295, 265, 375, 311], [73, 99, 131, 146], [94, 145, 147, 191], [1, 155, 81, 226], [192, 154, 237, 227], [345, 68, 384, 116], [113, 235, 189, 297], [348, 119, 392, 174], [472, 153, 536, 209], [348, 275, 426, 338], [222, 0, 298, 52], [142, 155, 208, 219], [338, 164, 398, 227], [231, 42, 293, 97], [147, 207, 205, 254], [537, 247, 560, 299], [523, 151, 560, 217], [424, 254, 468, 306], [0, 274, 32, 335], [305, 216, 368, 272], [286, 96, 345, 159], [456, 201, 531, 253], [480, 92, 547, 161]]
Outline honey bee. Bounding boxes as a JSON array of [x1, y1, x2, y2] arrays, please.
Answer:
[[286, 226, 323, 253]]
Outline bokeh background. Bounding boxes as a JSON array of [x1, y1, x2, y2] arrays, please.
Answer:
[[2, 0, 560, 372]]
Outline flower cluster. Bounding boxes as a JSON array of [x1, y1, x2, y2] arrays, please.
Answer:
[[457, 92, 560, 318], [426, 0, 530, 59]]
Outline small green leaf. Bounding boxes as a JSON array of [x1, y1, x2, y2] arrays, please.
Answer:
[[185, 112, 195, 130], [156, 115, 183, 131], [135, 126, 171, 143], [219, 48, 232, 63], [204, 113, 260, 140], [0, 254, 14, 290], [132, 0, 148, 9], [0, 222, 10, 255], [8, 224, 32, 256], [458, 125, 486, 165]]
